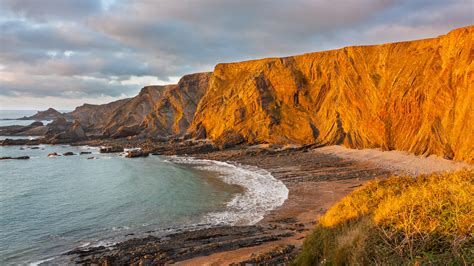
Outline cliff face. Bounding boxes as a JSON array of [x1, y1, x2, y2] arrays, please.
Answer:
[[62, 73, 210, 139], [189, 26, 473, 162], [68, 99, 129, 135], [102, 85, 172, 138], [143, 72, 211, 138]]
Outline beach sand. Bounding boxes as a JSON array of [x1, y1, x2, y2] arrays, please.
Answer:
[[177, 145, 472, 265], [66, 144, 471, 264]]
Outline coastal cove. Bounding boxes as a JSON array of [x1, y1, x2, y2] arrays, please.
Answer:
[[0, 23, 472, 264], [0, 144, 288, 265]]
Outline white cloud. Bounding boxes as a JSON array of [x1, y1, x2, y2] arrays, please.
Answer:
[[120, 75, 180, 86]]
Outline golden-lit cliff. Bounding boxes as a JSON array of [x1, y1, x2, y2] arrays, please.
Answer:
[[143, 72, 211, 137], [189, 26, 473, 162]]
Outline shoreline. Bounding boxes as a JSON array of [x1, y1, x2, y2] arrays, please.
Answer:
[[62, 144, 395, 264], [167, 156, 289, 226], [2, 140, 471, 264]]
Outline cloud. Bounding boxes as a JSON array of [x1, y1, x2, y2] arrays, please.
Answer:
[[0, 0, 102, 21], [0, 71, 137, 98], [90, 0, 397, 60], [0, 0, 472, 109]]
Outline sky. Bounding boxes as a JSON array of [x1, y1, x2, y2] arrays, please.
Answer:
[[0, 0, 472, 110]]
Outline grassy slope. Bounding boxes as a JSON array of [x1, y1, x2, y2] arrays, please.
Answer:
[[294, 170, 473, 265]]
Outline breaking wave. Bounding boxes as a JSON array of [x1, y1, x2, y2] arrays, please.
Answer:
[[166, 156, 289, 225]]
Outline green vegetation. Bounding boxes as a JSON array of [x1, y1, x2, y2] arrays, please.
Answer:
[[294, 170, 474, 265]]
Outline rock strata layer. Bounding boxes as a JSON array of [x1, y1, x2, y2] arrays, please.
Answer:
[[4, 26, 471, 162], [190, 26, 473, 162]]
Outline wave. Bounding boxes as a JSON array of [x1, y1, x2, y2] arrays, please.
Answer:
[[29, 152, 288, 264], [166, 156, 289, 225]]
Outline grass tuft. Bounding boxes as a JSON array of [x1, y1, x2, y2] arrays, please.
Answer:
[[294, 170, 474, 265]]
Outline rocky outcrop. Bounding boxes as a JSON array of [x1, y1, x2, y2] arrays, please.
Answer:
[[0, 121, 47, 136], [99, 146, 124, 153], [189, 26, 473, 162], [102, 86, 172, 138], [67, 99, 129, 135], [125, 149, 149, 158], [74, 73, 211, 139], [0, 156, 30, 160], [0, 138, 40, 146], [143, 72, 211, 138], [18, 108, 64, 120], [45, 118, 87, 143]]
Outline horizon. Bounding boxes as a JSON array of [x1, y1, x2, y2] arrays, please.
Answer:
[[1, 0, 472, 110]]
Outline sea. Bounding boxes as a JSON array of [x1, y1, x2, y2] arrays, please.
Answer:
[[0, 111, 289, 265], [0, 110, 57, 127]]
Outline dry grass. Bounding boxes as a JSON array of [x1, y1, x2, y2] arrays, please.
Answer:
[[294, 170, 474, 265]]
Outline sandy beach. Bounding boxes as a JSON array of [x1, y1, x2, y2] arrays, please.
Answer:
[[64, 143, 471, 265], [178, 146, 471, 265]]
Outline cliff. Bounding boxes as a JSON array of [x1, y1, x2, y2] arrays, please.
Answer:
[[65, 73, 211, 139], [67, 99, 129, 135], [143, 72, 211, 138], [189, 26, 473, 162], [101, 85, 171, 138]]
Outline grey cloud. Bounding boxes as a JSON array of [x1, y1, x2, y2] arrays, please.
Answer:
[[0, 0, 102, 21], [91, 0, 397, 61], [0, 0, 472, 107], [0, 20, 126, 61], [0, 73, 138, 98]]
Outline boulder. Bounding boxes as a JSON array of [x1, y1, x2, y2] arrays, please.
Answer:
[[63, 152, 75, 156], [80, 151, 92, 155], [0, 156, 30, 160], [213, 130, 245, 150], [48, 152, 60, 157], [100, 146, 124, 153], [125, 150, 149, 158]]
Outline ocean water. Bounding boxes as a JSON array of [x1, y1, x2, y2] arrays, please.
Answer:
[[0, 110, 53, 127], [0, 144, 288, 264], [0, 110, 39, 119]]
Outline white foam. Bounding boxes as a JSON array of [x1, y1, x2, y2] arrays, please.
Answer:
[[79, 145, 100, 152], [79, 242, 91, 248], [112, 226, 131, 231], [29, 257, 55, 266], [167, 157, 289, 225]]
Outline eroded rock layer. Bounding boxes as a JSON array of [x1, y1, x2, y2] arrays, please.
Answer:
[[189, 26, 473, 162], [65, 73, 211, 139], [102, 85, 172, 138], [143, 72, 211, 138], [68, 99, 129, 135]]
